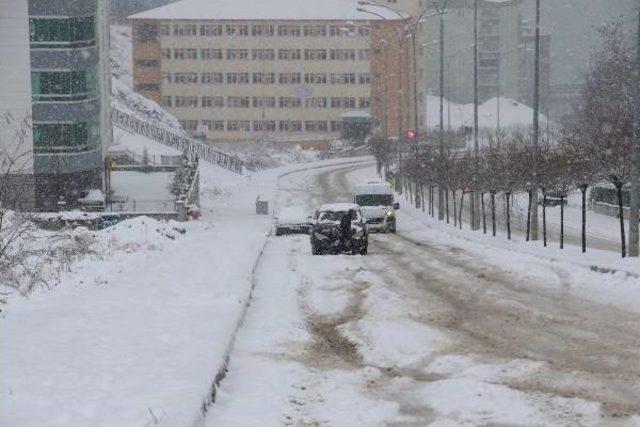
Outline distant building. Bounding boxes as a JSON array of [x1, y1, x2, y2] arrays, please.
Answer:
[[390, 0, 550, 127], [128, 0, 409, 143], [0, 0, 112, 211]]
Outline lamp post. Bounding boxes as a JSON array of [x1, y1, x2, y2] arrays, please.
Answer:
[[629, 6, 640, 257], [530, 0, 541, 241]]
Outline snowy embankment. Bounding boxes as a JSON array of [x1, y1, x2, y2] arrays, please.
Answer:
[[0, 151, 372, 426]]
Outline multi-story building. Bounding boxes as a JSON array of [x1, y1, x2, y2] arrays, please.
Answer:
[[418, 0, 550, 111], [0, 0, 111, 211], [129, 0, 405, 142]]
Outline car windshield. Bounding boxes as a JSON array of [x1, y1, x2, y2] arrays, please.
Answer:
[[319, 210, 361, 222], [355, 194, 393, 206]]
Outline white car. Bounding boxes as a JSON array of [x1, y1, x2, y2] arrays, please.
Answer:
[[274, 205, 312, 236], [353, 181, 399, 233]]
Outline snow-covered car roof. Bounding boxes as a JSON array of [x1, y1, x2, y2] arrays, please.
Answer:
[[276, 206, 308, 223], [319, 203, 360, 212]]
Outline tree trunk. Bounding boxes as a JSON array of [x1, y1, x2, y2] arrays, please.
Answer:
[[506, 192, 512, 240], [491, 191, 496, 237], [560, 195, 565, 249], [526, 190, 532, 242], [446, 189, 450, 224], [617, 183, 627, 258], [453, 189, 457, 227], [481, 192, 486, 234], [542, 191, 547, 247], [581, 185, 587, 253], [430, 186, 435, 217], [459, 191, 464, 229], [421, 183, 426, 212]]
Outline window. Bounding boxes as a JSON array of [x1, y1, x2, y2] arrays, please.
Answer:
[[29, 16, 96, 48], [31, 68, 97, 101], [359, 97, 371, 109], [202, 120, 225, 131], [305, 73, 327, 84], [161, 96, 172, 107], [202, 96, 224, 108], [238, 73, 250, 84], [226, 73, 238, 84], [330, 73, 355, 84], [201, 48, 223, 59], [330, 49, 356, 60], [304, 49, 327, 60], [279, 121, 302, 132], [180, 120, 199, 131], [201, 24, 223, 36], [358, 73, 372, 84], [238, 25, 249, 36], [305, 121, 328, 132], [330, 97, 356, 108], [227, 121, 251, 131], [358, 26, 370, 37], [160, 24, 171, 36], [278, 49, 301, 60], [174, 96, 198, 107], [305, 97, 328, 108], [161, 48, 171, 59], [134, 83, 160, 92], [252, 24, 274, 36], [330, 121, 342, 132], [173, 73, 198, 84], [329, 25, 344, 36], [278, 25, 301, 37], [33, 121, 97, 153], [303, 24, 327, 37], [135, 59, 158, 68], [278, 73, 302, 84], [161, 73, 172, 83], [226, 48, 249, 60], [174, 24, 197, 36], [253, 73, 275, 84], [173, 48, 196, 60], [252, 49, 275, 60], [253, 121, 276, 131], [227, 96, 250, 108], [225, 24, 236, 36], [252, 97, 276, 108], [279, 97, 302, 108], [201, 72, 224, 84]]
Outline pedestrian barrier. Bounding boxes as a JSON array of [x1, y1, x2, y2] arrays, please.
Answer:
[[111, 108, 243, 175]]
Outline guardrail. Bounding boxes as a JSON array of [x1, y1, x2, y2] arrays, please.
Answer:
[[111, 108, 243, 175]]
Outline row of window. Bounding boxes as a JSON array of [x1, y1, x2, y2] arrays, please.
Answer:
[[29, 17, 96, 48], [164, 96, 370, 109], [180, 119, 346, 133], [161, 72, 372, 85], [162, 48, 371, 61], [163, 23, 370, 38], [32, 121, 99, 153], [31, 69, 97, 102]]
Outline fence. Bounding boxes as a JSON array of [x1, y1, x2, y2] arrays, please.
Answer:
[[112, 108, 243, 175]]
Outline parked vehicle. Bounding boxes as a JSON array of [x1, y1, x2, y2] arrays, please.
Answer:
[[274, 205, 312, 236], [77, 189, 106, 212], [353, 181, 399, 233], [310, 203, 368, 255]]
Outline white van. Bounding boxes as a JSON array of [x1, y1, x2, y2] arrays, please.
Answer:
[[353, 181, 399, 233]]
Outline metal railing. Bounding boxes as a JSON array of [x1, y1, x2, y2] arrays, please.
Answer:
[[111, 108, 244, 174]]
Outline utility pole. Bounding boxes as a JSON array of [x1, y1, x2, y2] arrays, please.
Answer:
[[471, 0, 480, 230], [629, 6, 640, 257], [530, 0, 541, 241], [438, 0, 449, 221]]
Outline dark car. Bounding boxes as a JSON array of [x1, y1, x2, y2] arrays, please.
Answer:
[[310, 203, 368, 255]]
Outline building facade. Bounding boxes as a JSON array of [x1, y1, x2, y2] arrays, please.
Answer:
[[129, 0, 405, 142], [0, 0, 111, 211], [417, 0, 550, 110]]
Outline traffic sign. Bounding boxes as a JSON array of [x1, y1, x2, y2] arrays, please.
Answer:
[[405, 128, 417, 142]]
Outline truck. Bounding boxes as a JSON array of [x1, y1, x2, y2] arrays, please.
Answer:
[[353, 181, 399, 233]]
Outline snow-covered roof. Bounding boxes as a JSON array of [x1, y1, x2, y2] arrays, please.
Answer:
[[129, 0, 405, 21], [319, 203, 360, 212], [354, 182, 393, 195]]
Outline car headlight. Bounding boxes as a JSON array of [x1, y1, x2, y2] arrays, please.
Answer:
[[385, 211, 395, 217]]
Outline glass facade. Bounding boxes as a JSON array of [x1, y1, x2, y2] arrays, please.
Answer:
[[33, 121, 99, 153], [29, 16, 96, 48], [31, 68, 97, 101]]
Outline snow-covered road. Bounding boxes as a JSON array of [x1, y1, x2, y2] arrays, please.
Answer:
[[206, 164, 640, 426]]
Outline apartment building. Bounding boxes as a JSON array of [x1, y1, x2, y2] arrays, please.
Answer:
[[418, 0, 550, 110], [129, 0, 405, 142], [0, 0, 111, 210]]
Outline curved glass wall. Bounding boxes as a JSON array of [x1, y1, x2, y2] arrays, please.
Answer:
[[33, 121, 99, 153], [31, 68, 97, 102], [29, 16, 96, 48]]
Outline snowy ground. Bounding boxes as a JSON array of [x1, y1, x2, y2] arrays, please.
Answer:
[[205, 164, 640, 427]]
